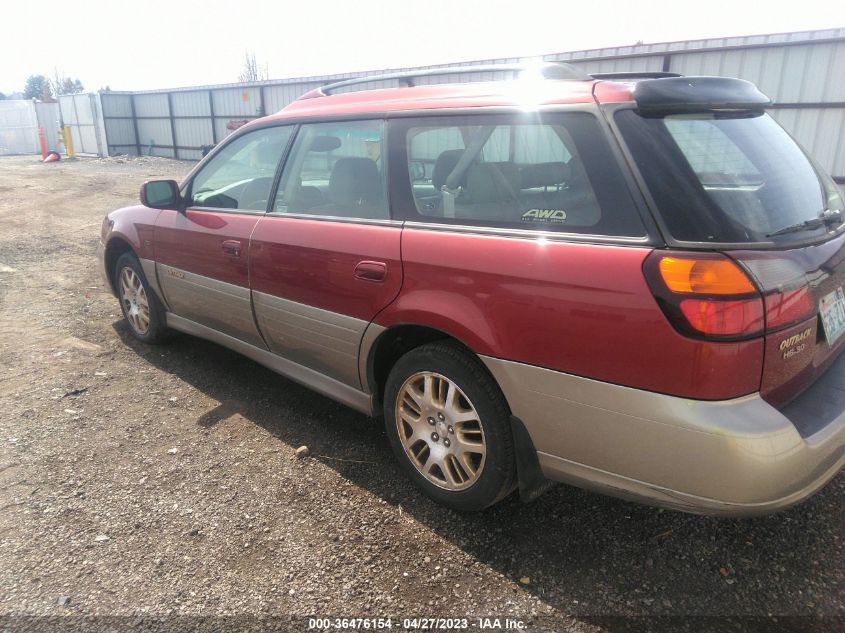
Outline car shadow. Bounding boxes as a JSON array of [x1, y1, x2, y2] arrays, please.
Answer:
[[114, 322, 844, 629]]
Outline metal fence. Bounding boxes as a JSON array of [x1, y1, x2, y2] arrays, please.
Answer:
[[546, 28, 845, 184], [91, 27, 845, 183], [0, 101, 38, 155], [58, 93, 108, 156], [100, 84, 309, 160], [0, 100, 60, 156]]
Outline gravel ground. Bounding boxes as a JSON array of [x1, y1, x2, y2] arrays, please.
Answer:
[[0, 155, 843, 632]]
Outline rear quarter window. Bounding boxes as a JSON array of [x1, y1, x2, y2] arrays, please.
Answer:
[[389, 112, 646, 237]]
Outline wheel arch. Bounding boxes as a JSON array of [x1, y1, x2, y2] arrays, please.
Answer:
[[103, 236, 135, 295], [367, 323, 550, 504], [364, 323, 499, 413]]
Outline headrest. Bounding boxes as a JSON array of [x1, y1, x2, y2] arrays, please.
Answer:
[[520, 162, 570, 189], [329, 157, 381, 206], [432, 149, 465, 191], [311, 135, 342, 152], [465, 163, 519, 204], [490, 162, 521, 191]]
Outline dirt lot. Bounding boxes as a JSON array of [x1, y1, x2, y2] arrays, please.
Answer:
[[0, 154, 843, 632]]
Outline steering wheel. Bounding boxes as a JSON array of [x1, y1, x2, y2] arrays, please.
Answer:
[[238, 177, 274, 211]]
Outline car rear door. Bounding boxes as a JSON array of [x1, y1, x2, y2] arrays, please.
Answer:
[[154, 124, 294, 348], [730, 233, 845, 408], [249, 119, 402, 388]]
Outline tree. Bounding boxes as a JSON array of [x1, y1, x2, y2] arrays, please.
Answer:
[[24, 75, 52, 100], [41, 82, 54, 102], [238, 51, 268, 83], [0, 93, 6, 101], [51, 69, 84, 96]]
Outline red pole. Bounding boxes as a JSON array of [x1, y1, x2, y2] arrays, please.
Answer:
[[38, 128, 48, 160]]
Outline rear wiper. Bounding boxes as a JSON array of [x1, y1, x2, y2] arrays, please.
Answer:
[[767, 210, 842, 237]]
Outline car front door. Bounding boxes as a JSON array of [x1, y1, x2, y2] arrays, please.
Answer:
[[249, 119, 402, 388], [154, 124, 294, 348]]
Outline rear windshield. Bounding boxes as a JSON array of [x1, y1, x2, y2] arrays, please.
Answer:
[[616, 110, 843, 244]]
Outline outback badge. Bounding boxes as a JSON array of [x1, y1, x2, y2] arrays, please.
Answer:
[[779, 327, 813, 360]]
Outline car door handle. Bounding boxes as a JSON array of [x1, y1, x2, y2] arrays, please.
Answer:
[[354, 260, 387, 282], [222, 240, 242, 257]]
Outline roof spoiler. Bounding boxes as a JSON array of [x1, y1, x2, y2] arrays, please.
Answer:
[[591, 71, 682, 80], [633, 76, 771, 111]]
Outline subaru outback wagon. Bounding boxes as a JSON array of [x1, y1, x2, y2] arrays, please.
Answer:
[[99, 65, 845, 515]]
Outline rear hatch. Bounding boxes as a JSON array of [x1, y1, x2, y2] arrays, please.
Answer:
[[731, 233, 845, 407], [613, 78, 845, 408]]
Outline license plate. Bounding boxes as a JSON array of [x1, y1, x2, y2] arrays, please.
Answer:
[[820, 286, 845, 346]]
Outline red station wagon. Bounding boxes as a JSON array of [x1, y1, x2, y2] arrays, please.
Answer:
[[99, 65, 845, 515]]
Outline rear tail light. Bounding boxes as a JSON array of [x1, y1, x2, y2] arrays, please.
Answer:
[[644, 252, 764, 340], [764, 286, 815, 331], [679, 298, 764, 336], [646, 252, 818, 339], [658, 257, 757, 294]]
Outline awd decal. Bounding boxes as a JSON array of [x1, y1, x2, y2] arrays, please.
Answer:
[[522, 208, 567, 223], [779, 327, 812, 360], [165, 267, 185, 280]]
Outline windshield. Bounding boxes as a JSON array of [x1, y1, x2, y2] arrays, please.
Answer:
[[616, 110, 844, 244]]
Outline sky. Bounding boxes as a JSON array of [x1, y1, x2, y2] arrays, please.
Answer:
[[1, 0, 844, 95]]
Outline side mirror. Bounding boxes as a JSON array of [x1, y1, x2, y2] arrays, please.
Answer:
[[141, 180, 181, 209]]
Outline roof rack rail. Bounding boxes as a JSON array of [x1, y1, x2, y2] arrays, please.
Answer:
[[591, 71, 683, 80], [298, 62, 592, 100]]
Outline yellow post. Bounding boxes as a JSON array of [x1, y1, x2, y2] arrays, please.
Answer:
[[63, 125, 75, 158]]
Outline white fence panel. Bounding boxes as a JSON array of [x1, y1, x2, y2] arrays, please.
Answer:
[[59, 93, 108, 156], [34, 102, 61, 152], [0, 101, 38, 155]]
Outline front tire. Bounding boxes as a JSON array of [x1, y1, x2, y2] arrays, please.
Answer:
[[384, 342, 516, 511], [114, 253, 169, 344]]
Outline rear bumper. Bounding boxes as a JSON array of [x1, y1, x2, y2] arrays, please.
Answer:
[[482, 355, 845, 516]]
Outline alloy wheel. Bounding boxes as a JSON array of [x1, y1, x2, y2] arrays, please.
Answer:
[[118, 266, 151, 335], [395, 371, 486, 491]]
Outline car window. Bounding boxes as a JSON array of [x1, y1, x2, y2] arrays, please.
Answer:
[[616, 110, 835, 244], [189, 125, 293, 211], [664, 116, 761, 186], [273, 120, 389, 220], [400, 113, 644, 236]]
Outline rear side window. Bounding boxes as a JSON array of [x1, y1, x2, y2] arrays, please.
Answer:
[[273, 120, 388, 220], [393, 112, 645, 236], [616, 110, 840, 244]]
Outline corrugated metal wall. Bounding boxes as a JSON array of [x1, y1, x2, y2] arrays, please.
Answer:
[[0, 101, 60, 156], [34, 103, 61, 152], [96, 28, 845, 182], [58, 93, 108, 156], [0, 101, 39, 155], [547, 28, 845, 183]]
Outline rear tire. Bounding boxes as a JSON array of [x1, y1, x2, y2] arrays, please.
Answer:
[[384, 342, 516, 511], [114, 253, 170, 344]]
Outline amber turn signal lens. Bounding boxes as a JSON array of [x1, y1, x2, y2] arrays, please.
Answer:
[[658, 257, 757, 295]]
